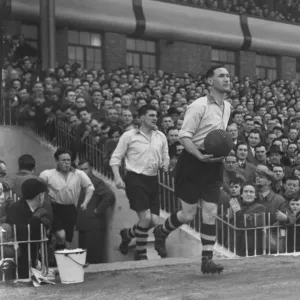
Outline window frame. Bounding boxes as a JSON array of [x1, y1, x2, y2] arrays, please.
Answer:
[[211, 48, 238, 77], [67, 29, 103, 70], [255, 53, 278, 81], [126, 37, 158, 74]]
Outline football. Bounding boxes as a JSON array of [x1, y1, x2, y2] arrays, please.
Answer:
[[204, 129, 234, 157]]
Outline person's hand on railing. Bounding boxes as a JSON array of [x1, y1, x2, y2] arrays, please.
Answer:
[[229, 198, 241, 213], [275, 210, 288, 222]]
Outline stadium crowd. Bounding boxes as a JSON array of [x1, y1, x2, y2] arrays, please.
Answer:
[[159, 0, 300, 24], [1, 31, 300, 279]]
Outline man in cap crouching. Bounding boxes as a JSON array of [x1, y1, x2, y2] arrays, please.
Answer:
[[6, 178, 53, 278]]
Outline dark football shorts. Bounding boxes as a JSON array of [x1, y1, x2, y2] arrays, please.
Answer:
[[174, 149, 222, 204], [124, 171, 160, 215], [51, 203, 77, 243]]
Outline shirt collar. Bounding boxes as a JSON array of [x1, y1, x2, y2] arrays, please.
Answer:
[[56, 166, 76, 173], [261, 190, 271, 198], [207, 94, 224, 107]]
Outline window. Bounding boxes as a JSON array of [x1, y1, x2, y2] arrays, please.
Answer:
[[21, 24, 38, 49], [296, 60, 300, 83], [68, 30, 102, 70], [126, 38, 157, 73], [211, 49, 237, 77], [256, 54, 277, 81]]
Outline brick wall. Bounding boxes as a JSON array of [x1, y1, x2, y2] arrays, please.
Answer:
[[103, 32, 127, 72], [159, 41, 211, 76], [239, 51, 256, 80], [280, 56, 296, 81]]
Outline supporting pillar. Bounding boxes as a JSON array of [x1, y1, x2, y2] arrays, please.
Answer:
[[40, 0, 49, 71], [48, 0, 56, 68]]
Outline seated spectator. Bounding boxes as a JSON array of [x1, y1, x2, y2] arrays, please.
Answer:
[[276, 197, 300, 253], [6, 178, 52, 278], [228, 182, 266, 256], [236, 143, 256, 184], [218, 176, 244, 215], [281, 175, 300, 202]]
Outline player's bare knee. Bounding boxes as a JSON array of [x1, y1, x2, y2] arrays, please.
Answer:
[[55, 230, 66, 244], [150, 214, 160, 228], [137, 210, 152, 227], [202, 203, 218, 224], [179, 206, 197, 222]]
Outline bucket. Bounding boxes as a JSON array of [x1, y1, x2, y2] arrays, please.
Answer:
[[54, 248, 87, 284]]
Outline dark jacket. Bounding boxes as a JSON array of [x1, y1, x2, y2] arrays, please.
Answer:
[[76, 173, 115, 231], [256, 190, 286, 225], [11, 170, 38, 199], [229, 199, 266, 257], [6, 199, 53, 278]]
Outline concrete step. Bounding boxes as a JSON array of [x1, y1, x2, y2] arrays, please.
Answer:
[[128, 236, 161, 260]]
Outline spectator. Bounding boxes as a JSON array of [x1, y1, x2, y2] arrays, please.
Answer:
[[255, 165, 286, 225], [236, 143, 256, 184], [228, 182, 266, 256], [6, 178, 52, 278], [77, 160, 115, 263]]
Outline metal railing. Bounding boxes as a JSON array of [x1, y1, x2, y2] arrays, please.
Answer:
[[216, 207, 300, 257], [0, 192, 48, 283]]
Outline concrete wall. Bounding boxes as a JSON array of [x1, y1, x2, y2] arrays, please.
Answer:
[[0, 126, 56, 175]]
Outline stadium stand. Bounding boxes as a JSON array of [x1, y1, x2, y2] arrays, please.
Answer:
[[156, 0, 300, 24], [2, 12, 300, 277]]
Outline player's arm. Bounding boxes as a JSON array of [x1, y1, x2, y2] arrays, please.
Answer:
[[109, 132, 130, 188], [79, 171, 95, 210], [161, 133, 170, 172]]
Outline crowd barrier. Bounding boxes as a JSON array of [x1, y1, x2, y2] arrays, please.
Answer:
[[0, 191, 48, 283]]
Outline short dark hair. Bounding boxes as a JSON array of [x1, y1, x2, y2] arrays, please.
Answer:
[[167, 126, 178, 134], [236, 142, 248, 150], [66, 89, 75, 96], [18, 154, 35, 171], [108, 126, 123, 138], [91, 89, 102, 96], [54, 148, 72, 160], [284, 175, 300, 184], [205, 64, 225, 80], [78, 159, 93, 167], [138, 104, 157, 117], [231, 111, 243, 119], [229, 178, 244, 186]]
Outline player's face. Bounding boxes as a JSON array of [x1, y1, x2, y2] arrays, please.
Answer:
[[57, 153, 71, 173], [142, 110, 158, 129], [210, 68, 231, 94]]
